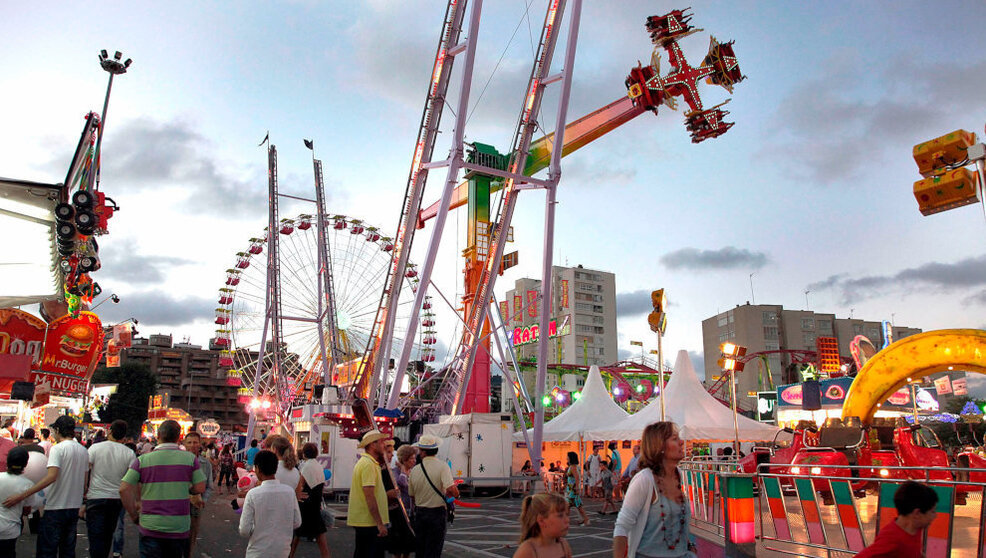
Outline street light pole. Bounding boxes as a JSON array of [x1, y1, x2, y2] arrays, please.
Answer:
[[657, 330, 665, 421], [94, 50, 132, 186], [730, 365, 740, 455]]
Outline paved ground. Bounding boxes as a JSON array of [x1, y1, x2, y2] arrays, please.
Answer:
[[13, 492, 621, 557]]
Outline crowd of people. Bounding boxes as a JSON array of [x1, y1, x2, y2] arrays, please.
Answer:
[[345, 431, 460, 558], [0, 415, 334, 558], [0, 415, 946, 558]]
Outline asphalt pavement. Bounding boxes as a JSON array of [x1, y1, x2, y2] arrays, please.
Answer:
[[13, 492, 620, 557]]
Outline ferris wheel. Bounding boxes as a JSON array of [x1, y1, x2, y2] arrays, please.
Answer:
[[213, 213, 437, 407]]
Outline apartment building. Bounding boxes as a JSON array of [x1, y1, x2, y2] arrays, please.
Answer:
[[120, 334, 247, 432], [501, 264, 617, 367], [701, 304, 924, 410]]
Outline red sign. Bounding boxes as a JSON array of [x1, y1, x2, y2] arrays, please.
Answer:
[[31, 312, 104, 398], [511, 320, 571, 346], [0, 309, 47, 396], [560, 279, 569, 309], [887, 388, 911, 406], [527, 290, 538, 318]]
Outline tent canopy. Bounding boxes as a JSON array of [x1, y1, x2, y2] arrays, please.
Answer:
[[588, 350, 779, 442], [513, 365, 629, 442]]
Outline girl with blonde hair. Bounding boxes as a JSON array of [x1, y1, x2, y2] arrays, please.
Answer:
[[512, 493, 572, 558], [612, 421, 696, 558]]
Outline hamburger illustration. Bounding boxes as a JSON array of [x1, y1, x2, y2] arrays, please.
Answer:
[[59, 324, 95, 357]]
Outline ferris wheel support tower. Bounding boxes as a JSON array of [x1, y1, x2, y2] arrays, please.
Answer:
[[246, 143, 286, 438]]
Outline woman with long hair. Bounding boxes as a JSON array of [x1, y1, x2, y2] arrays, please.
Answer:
[[267, 434, 301, 489], [612, 421, 695, 558], [564, 451, 590, 526]]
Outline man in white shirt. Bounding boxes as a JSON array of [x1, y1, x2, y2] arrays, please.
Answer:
[[2, 415, 89, 558], [239, 450, 301, 558], [85, 419, 135, 558]]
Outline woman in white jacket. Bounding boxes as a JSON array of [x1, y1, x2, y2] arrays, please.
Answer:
[[612, 422, 696, 558]]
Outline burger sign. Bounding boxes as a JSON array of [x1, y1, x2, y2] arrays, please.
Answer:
[[34, 312, 104, 397]]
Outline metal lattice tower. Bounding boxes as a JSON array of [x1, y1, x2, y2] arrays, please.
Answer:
[[354, 0, 471, 404], [246, 144, 287, 436], [312, 157, 343, 384]]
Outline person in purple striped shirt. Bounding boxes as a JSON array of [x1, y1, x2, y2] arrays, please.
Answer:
[[120, 420, 206, 558]]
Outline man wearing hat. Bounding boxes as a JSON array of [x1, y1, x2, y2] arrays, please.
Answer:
[[408, 435, 459, 558], [3, 414, 89, 557], [348, 429, 392, 558]]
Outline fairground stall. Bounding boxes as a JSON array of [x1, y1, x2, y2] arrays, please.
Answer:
[[143, 392, 194, 438], [0, 308, 107, 433]]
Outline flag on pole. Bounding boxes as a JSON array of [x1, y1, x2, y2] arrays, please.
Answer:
[[304, 139, 314, 150], [630, 340, 643, 347], [258, 131, 269, 147]]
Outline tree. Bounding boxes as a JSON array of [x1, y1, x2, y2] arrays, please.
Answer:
[[945, 396, 973, 415], [91, 362, 159, 438]]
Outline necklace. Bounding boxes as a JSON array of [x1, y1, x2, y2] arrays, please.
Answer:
[[656, 471, 687, 551]]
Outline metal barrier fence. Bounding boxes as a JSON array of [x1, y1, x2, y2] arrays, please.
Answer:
[[678, 459, 986, 558]]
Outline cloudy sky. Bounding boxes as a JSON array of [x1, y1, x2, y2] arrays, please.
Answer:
[[5, 2, 986, 393]]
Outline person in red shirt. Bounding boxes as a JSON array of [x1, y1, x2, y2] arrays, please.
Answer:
[[855, 481, 939, 558]]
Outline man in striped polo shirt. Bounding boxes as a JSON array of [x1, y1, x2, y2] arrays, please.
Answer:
[[120, 420, 205, 558]]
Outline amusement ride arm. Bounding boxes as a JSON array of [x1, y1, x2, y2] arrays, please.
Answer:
[[416, 96, 644, 227]]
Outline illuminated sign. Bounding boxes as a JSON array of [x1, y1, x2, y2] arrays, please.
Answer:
[[560, 280, 569, 309], [513, 295, 522, 322], [197, 419, 220, 437], [778, 377, 926, 411], [881, 321, 893, 349], [499, 301, 508, 322], [527, 290, 538, 317], [511, 320, 571, 346], [756, 391, 776, 422]]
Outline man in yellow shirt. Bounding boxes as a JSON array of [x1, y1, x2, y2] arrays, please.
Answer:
[[348, 430, 391, 558]]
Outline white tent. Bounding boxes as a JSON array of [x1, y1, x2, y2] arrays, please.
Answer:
[[513, 365, 630, 442], [588, 350, 779, 442]]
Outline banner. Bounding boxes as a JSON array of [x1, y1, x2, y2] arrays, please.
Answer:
[[499, 301, 508, 323], [953, 377, 968, 396], [112, 322, 133, 349], [32, 311, 104, 398], [560, 279, 569, 308], [513, 295, 522, 322], [934, 376, 953, 396], [0, 309, 47, 395], [527, 290, 538, 318], [777, 376, 937, 412]]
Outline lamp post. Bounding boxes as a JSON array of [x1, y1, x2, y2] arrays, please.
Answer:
[[647, 289, 668, 420], [90, 293, 120, 311], [93, 50, 132, 184], [719, 342, 747, 456]]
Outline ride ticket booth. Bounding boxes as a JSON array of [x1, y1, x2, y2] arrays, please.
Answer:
[[144, 392, 194, 438]]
